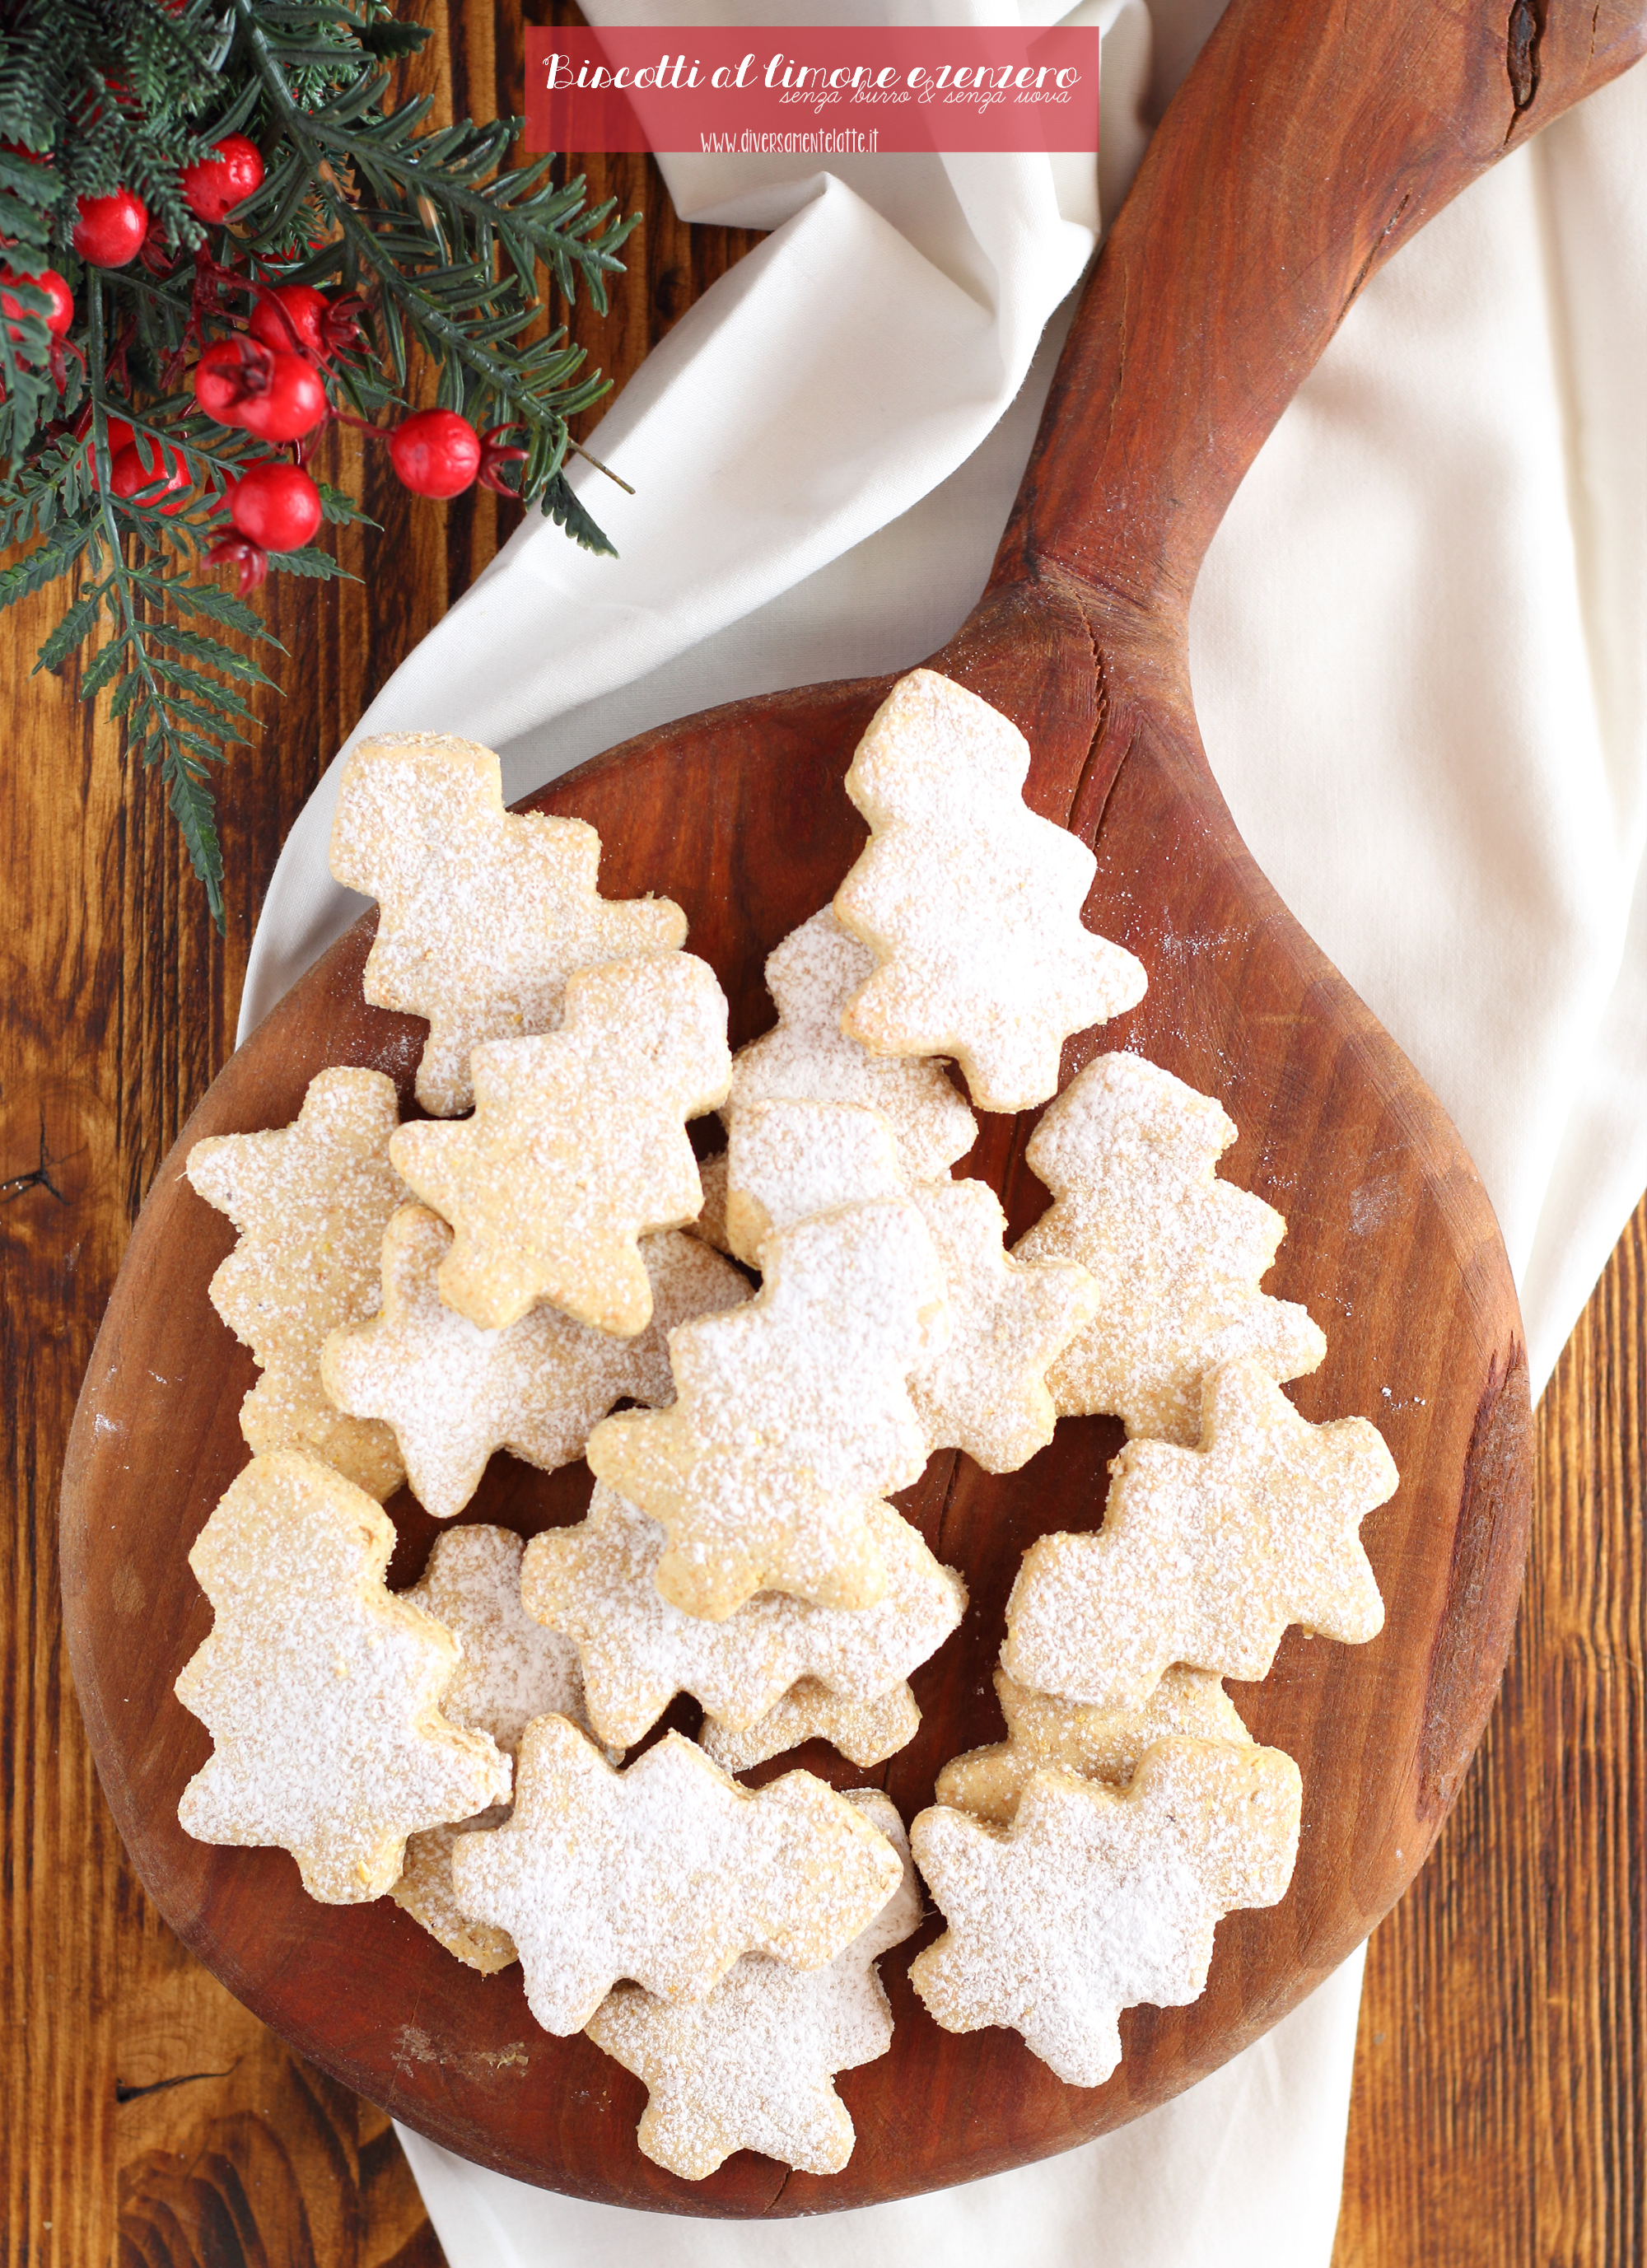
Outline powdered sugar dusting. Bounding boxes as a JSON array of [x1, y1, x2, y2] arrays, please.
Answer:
[[586, 1199, 949, 1618], [909, 1741, 1301, 2086], [390, 954, 732, 1336], [329, 733, 687, 1116], [187, 1068, 410, 1500], [1015, 1052, 1327, 1444], [175, 1453, 511, 1903], [322, 1211, 748, 1518], [728, 908, 976, 1181], [1002, 1357, 1396, 1708], [724, 1097, 904, 1266], [833, 672, 1146, 1112], [584, 1789, 920, 2177], [908, 1178, 1100, 1474], [449, 1721, 903, 2034], [701, 1678, 922, 1772], [937, 1665, 1253, 1825], [522, 1483, 963, 1748]]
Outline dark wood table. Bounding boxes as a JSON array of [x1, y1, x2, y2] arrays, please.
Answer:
[[2, 9, 1640, 2259]]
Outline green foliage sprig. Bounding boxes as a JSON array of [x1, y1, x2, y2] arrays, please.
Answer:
[[0, 0, 638, 924]]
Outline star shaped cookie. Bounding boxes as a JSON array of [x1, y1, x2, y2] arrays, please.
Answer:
[[450, 1721, 903, 2034], [1003, 1357, 1396, 1708], [521, 1483, 964, 1748], [175, 1454, 511, 1903], [833, 671, 1147, 1112], [936, 1664, 1253, 1826], [321, 1211, 749, 1518], [1014, 1052, 1327, 1444], [585, 1790, 920, 2177], [390, 954, 731, 1335], [186, 1068, 410, 1499], [585, 1200, 948, 1617], [910, 1739, 1302, 2086], [908, 1178, 1101, 1472], [329, 732, 688, 1116], [727, 909, 976, 1182]]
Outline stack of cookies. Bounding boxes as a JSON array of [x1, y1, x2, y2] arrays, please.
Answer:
[[175, 669, 1397, 2177]]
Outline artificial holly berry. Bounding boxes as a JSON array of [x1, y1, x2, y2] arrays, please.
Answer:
[[1, 268, 73, 343], [227, 461, 321, 550], [203, 533, 268, 597], [180, 134, 265, 226], [109, 441, 192, 515], [236, 350, 328, 443], [193, 336, 265, 425], [388, 408, 481, 499], [72, 190, 149, 269], [250, 284, 334, 358]]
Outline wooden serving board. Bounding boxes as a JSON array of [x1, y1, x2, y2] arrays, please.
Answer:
[[60, 0, 1647, 2221]]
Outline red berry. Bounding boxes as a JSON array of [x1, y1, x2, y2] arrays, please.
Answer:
[[1, 266, 72, 342], [235, 349, 327, 443], [227, 461, 322, 551], [180, 134, 265, 226], [193, 336, 262, 425], [110, 441, 192, 515], [250, 284, 333, 358], [389, 408, 482, 499], [72, 190, 148, 268]]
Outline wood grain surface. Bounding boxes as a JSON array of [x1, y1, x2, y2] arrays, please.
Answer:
[[2, 0, 1641, 2259]]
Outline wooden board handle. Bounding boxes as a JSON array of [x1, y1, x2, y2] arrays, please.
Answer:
[[995, 0, 1647, 614]]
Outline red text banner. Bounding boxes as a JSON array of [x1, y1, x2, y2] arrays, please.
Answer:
[[525, 28, 1101, 155]]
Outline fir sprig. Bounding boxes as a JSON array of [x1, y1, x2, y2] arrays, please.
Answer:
[[0, 1, 639, 925]]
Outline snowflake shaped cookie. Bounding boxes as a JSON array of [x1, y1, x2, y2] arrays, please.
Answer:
[[908, 1178, 1100, 1473], [329, 733, 688, 1117], [521, 1483, 964, 1748], [175, 1454, 511, 1902], [585, 1200, 947, 1617], [727, 909, 976, 1182], [450, 1721, 903, 2033], [936, 1665, 1253, 1826], [321, 1210, 749, 1518], [390, 954, 731, 1335], [1003, 1357, 1396, 1709], [910, 1740, 1302, 2086], [403, 1524, 590, 1751], [1015, 1052, 1327, 1444], [833, 671, 1147, 1112], [187, 1069, 410, 1500], [392, 1808, 517, 1975], [586, 1790, 920, 2177]]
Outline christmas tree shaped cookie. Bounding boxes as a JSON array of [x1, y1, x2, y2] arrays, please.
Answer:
[[320, 1210, 748, 1518], [390, 954, 731, 1335], [910, 1740, 1301, 2086], [450, 1720, 903, 2034], [187, 1068, 409, 1500], [723, 1097, 904, 1267], [521, 1483, 964, 1748], [833, 670, 1147, 1112], [700, 1679, 922, 1773], [329, 733, 688, 1116], [727, 909, 976, 1183], [175, 1454, 511, 1902], [1015, 1052, 1327, 1444], [1003, 1357, 1396, 1709], [585, 1201, 948, 1618], [908, 1179, 1101, 1472], [936, 1664, 1253, 1826], [585, 1790, 920, 2177]]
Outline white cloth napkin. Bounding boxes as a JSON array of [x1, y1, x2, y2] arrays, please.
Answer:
[[235, 1, 1647, 2254]]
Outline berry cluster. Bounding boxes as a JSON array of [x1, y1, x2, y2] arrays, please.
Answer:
[[7, 137, 534, 598]]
